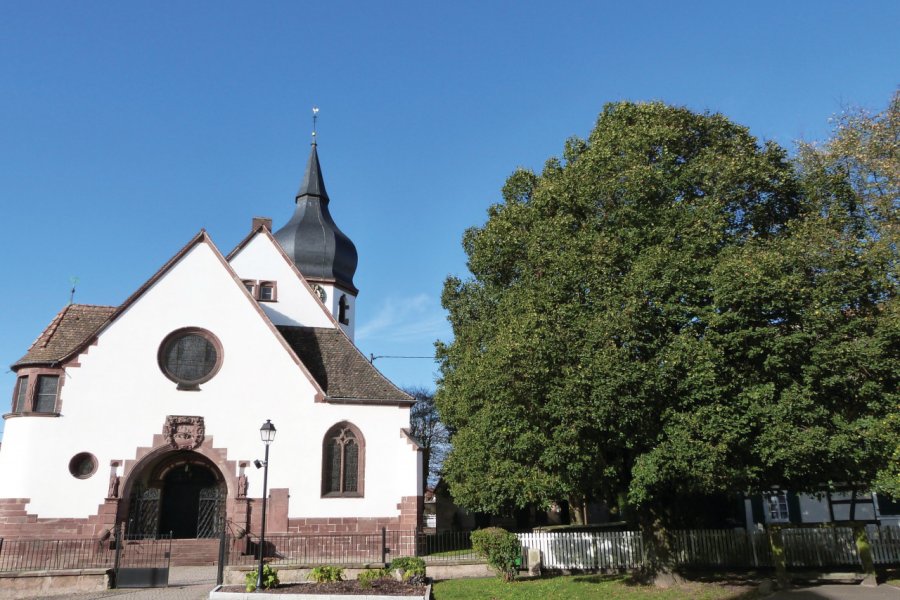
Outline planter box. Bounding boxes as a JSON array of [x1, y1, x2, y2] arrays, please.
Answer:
[[209, 582, 431, 600]]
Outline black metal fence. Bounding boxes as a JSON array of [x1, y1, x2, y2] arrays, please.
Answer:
[[113, 530, 172, 588], [3, 525, 897, 575], [0, 537, 115, 572], [227, 529, 419, 566], [416, 530, 479, 563]]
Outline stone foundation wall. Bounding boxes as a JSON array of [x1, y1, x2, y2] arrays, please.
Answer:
[[0, 569, 111, 600], [0, 492, 423, 542]]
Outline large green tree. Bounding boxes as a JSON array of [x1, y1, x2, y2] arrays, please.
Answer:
[[435, 100, 898, 531], [795, 91, 899, 498]]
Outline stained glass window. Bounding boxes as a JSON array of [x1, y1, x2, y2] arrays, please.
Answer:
[[159, 329, 222, 388], [323, 424, 363, 496]]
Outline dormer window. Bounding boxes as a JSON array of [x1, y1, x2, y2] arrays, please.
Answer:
[[8, 371, 61, 415], [241, 279, 277, 302], [259, 281, 277, 302]]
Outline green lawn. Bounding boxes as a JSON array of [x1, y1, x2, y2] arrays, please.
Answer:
[[432, 574, 759, 600]]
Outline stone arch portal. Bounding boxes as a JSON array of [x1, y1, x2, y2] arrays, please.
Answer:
[[123, 451, 226, 539]]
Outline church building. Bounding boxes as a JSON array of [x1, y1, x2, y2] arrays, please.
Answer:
[[0, 142, 422, 541]]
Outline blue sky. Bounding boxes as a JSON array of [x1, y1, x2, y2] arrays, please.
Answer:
[[1, 1, 898, 439]]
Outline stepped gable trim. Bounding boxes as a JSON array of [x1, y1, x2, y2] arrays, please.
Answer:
[[13, 305, 116, 368], [0, 497, 119, 539], [276, 326, 414, 406], [401, 428, 422, 451]]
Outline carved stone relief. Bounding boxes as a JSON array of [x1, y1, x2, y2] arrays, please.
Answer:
[[163, 415, 205, 450]]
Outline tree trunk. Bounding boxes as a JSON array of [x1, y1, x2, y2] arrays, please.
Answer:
[[768, 525, 789, 589], [638, 510, 682, 588], [568, 496, 587, 526], [852, 522, 877, 587]]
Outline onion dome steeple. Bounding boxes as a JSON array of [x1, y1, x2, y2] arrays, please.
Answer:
[[274, 141, 359, 293]]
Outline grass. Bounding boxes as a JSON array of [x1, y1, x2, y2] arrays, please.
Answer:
[[432, 574, 759, 600]]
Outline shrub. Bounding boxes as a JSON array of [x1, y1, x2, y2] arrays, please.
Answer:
[[389, 556, 427, 584], [245, 564, 279, 592], [471, 527, 521, 581], [308, 565, 344, 583], [357, 568, 390, 589]]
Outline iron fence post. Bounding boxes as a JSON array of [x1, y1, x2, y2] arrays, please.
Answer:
[[216, 517, 227, 585], [112, 524, 122, 589], [381, 527, 387, 564]]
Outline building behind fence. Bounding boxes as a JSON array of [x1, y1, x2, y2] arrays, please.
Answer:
[[1, 526, 899, 574]]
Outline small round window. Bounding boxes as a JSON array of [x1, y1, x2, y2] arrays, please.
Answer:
[[69, 453, 97, 479], [158, 328, 223, 389]]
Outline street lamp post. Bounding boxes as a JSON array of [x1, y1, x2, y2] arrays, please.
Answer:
[[256, 419, 276, 591]]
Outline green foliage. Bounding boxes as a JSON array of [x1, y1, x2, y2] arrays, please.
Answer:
[[797, 90, 900, 500], [436, 98, 899, 527], [470, 527, 521, 581], [308, 565, 344, 583], [389, 556, 427, 581], [357, 568, 390, 589], [244, 564, 279, 592]]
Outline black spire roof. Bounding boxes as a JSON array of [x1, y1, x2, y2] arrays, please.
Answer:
[[274, 143, 359, 293]]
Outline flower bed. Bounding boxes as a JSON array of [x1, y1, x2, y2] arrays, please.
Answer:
[[210, 579, 430, 599]]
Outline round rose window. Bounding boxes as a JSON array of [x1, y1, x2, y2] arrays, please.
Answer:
[[69, 452, 97, 479], [158, 328, 223, 389]]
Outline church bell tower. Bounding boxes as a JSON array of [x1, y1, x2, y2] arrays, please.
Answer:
[[273, 140, 359, 340]]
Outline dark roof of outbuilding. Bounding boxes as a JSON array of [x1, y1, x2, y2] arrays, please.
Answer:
[[273, 143, 359, 293], [14, 304, 117, 368], [277, 326, 413, 404]]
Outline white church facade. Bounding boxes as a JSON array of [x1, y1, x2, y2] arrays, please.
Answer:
[[0, 143, 422, 541]]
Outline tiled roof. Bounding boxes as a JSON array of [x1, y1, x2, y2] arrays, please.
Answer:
[[277, 326, 413, 404], [14, 304, 117, 368]]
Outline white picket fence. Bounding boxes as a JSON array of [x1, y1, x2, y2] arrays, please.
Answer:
[[516, 525, 900, 570], [518, 531, 643, 570]]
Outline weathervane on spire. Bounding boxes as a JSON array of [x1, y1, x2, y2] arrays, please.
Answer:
[[312, 106, 319, 145], [69, 276, 79, 305]]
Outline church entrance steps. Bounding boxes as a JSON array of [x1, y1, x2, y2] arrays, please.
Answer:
[[166, 539, 221, 566]]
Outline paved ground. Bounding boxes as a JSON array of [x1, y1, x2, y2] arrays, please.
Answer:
[[28, 567, 218, 600], [767, 584, 900, 599]]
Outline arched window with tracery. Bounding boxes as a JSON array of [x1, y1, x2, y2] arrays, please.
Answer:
[[322, 422, 364, 497]]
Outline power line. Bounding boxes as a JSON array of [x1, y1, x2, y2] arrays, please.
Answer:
[[369, 354, 438, 364]]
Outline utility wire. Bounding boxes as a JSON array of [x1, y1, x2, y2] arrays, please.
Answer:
[[369, 354, 438, 363]]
